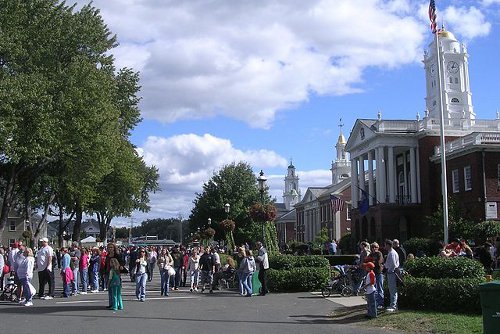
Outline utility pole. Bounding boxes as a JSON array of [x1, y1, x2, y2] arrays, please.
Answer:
[[178, 214, 183, 245]]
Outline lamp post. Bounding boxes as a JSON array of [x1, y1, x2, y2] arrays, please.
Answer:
[[257, 170, 267, 243], [224, 203, 230, 219]]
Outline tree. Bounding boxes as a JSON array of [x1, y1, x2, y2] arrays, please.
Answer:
[[0, 1, 157, 242], [189, 162, 267, 246]]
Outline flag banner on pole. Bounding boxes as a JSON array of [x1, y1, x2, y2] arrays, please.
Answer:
[[359, 190, 369, 215], [330, 194, 344, 214], [429, 0, 437, 33]]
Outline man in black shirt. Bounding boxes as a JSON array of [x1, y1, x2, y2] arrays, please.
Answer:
[[199, 247, 215, 293], [393, 239, 407, 268]]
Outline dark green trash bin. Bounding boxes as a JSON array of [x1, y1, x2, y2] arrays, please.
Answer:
[[479, 281, 500, 334], [252, 270, 262, 296]]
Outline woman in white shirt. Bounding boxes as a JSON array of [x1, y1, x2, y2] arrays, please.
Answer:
[[187, 251, 200, 292], [18, 248, 35, 306], [135, 248, 150, 301]]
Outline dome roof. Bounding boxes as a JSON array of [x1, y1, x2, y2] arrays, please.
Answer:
[[337, 133, 346, 145], [439, 28, 456, 41]]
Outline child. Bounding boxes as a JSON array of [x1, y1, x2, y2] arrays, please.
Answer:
[[108, 258, 123, 311], [362, 261, 377, 318]]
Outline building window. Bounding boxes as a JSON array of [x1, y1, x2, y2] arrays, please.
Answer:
[[455, 77, 459, 84], [9, 220, 16, 231], [464, 166, 472, 191], [452, 169, 459, 193], [451, 97, 459, 103], [346, 204, 352, 221]]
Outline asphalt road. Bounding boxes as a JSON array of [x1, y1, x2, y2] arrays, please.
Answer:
[[0, 273, 398, 334]]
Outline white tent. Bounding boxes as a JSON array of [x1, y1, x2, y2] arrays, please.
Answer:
[[81, 236, 97, 243]]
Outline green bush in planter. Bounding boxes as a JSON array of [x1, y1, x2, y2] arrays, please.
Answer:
[[267, 266, 330, 292], [404, 256, 485, 280], [269, 255, 329, 270], [399, 276, 482, 313]]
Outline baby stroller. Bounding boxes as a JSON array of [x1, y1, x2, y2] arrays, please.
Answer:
[[217, 267, 237, 290], [321, 265, 353, 297], [0, 275, 18, 301]]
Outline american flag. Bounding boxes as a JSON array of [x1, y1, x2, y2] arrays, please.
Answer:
[[330, 194, 345, 214], [429, 0, 437, 33]]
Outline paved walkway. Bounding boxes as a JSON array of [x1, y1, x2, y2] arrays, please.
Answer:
[[0, 273, 399, 334]]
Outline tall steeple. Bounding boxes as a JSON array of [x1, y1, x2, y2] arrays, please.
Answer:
[[423, 28, 474, 121], [331, 119, 351, 185], [283, 159, 301, 210]]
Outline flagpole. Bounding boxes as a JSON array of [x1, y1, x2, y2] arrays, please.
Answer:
[[434, 28, 449, 245]]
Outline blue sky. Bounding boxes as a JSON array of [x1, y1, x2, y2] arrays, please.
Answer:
[[77, 0, 500, 226]]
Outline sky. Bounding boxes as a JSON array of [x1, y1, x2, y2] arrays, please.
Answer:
[[71, 0, 500, 226]]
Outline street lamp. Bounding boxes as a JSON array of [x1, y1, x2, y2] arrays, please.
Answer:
[[257, 170, 267, 243], [224, 203, 230, 218]]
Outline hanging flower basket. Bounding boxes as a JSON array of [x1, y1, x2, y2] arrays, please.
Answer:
[[220, 219, 236, 232], [249, 203, 277, 222]]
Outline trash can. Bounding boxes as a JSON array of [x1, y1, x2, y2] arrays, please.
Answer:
[[479, 281, 500, 334], [252, 270, 261, 296]]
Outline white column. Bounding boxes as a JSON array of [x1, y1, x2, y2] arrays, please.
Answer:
[[410, 147, 418, 203], [351, 157, 358, 208], [417, 147, 421, 203], [388, 146, 396, 203], [368, 150, 375, 205], [375, 149, 381, 203], [378, 147, 387, 203], [335, 211, 341, 240], [359, 155, 365, 192], [403, 151, 408, 202]]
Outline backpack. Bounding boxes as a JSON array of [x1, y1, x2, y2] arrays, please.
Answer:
[[2, 264, 9, 274]]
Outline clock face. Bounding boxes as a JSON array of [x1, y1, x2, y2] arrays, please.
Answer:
[[447, 61, 459, 74], [430, 63, 436, 76]]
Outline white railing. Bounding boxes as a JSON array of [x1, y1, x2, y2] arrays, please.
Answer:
[[434, 132, 500, 156]]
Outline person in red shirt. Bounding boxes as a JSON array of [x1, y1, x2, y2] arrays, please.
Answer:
[[362, 262, 377, 319]]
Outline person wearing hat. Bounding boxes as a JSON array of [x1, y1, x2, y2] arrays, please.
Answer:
[[36, 237, 55, 299], [362, 261, 377, 318]]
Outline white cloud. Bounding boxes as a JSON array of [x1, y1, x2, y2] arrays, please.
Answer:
[[88, 0, 433, 128], [132, 133, 288, 220], [442, 6, 491, 40]]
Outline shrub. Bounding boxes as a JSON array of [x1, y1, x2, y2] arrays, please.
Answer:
[[472, 220, 500, 244], [269, 254, 329, 270], [405, 256, 485, 280], [338, 233, 355, 254], [399, 276, 482, 313], [265, 255, 330, 292], [403, 237, 442, 257], [267, 266, 329, 292], [493, 269, 500, 280]]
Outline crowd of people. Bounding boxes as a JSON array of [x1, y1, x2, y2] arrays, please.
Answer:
[[1, 234, 497, 317], [0, 238, 270, 309]]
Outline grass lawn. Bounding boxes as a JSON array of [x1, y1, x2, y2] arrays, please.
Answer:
[[329, 305, 482, 334]]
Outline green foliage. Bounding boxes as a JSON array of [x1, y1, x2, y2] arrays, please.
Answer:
[[189, 162, 269, 244], [403, 238, 442, 257], [338, 233, 355, 254], [315, 227, 330, 245], [405, 256, 485, 280], [266, 254, 330, 292], [133, 218, 187, 241], [472, 221, 500, 244], [425, 198, 476, 241], [492, 269, 500, 280], [263, 221, 279, 254], [399, 276, 482, 313], [268, 267, 329, 292], [269, 254, 329, 270], [0, 1, 157, 241]]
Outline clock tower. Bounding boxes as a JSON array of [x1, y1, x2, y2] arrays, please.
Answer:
[[283, 160, 301, 210], [423, 28, 475, 121], [331, 120, 351, 185]]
